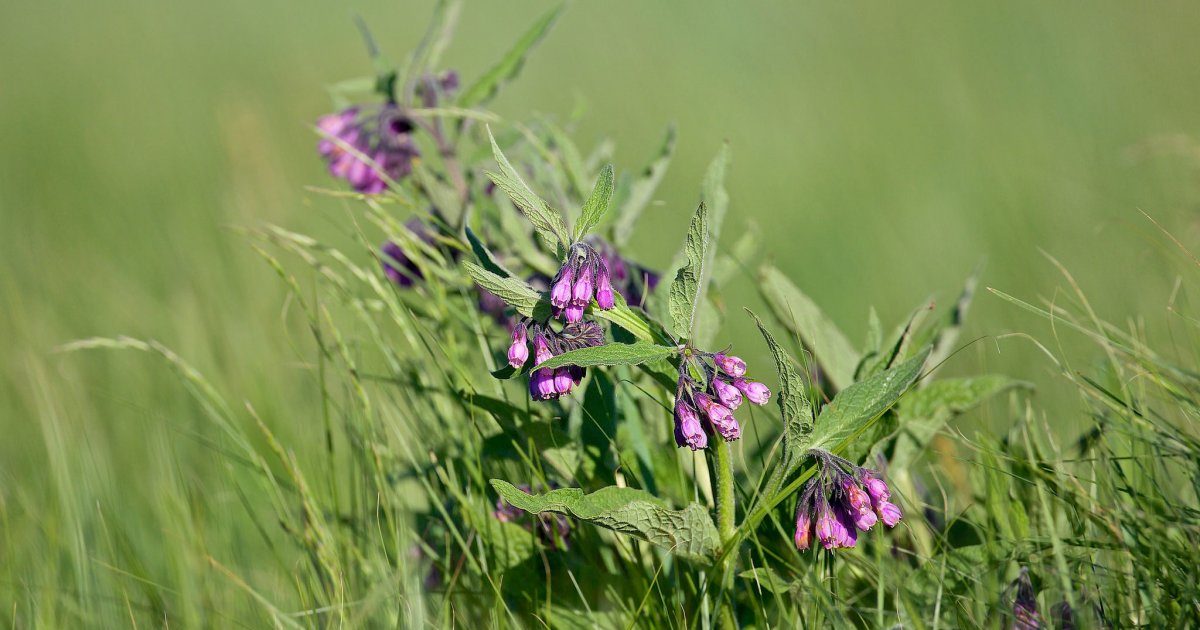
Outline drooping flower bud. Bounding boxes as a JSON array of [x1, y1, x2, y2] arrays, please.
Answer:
[[794, 505, 813, 551], [712, 378, 743, 410], [733, 378, 771, 405], [673, 402, 708, 450], [714, 353, 747, 377], [571, 269, 594, 306], [534, 335, 553, 366], [696, 393, 740, 441], [595, 270, 615, 310], [529, 369, 557, 401], [508, 325, 529, 368], [563, 303, 585, 323], [550, 267, 574, 309], [840, 478, 878, 531], [553, 368, 575, 395], [864, 476, 891, 503], [875, 500, 902, 528]]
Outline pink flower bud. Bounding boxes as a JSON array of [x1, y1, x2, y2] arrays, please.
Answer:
[[674, 402, 707, 450], [571, 272, 594, 305], [553, 368, 574, 395], [563, 303, 585, 323], [712, 378, 743, 410], [734, 378, 771, 405], [595, 272, 615, 310], [876, 500, 902, 528], [794, 508, 813, 551], [550, 267, 574, 309], [714, 353, 747, 377]]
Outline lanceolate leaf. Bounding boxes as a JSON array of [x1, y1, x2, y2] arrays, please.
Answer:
[[465, 226, 514, 278], [698, 143, 730, 292], [668, 202, 709, 339], [534, 342, 677, 371], [490, 481, 719, 561], [463, 261, 545, 317], [749, 310, 813, 465], [891, 375, 1030, 469], [614, 124, 677, 247], [758, 265, 860, 392], [457, 5, 563, 108], [804, 346, 931, 457], [573, 164, 614, 242], [486, 128, 570, 249]]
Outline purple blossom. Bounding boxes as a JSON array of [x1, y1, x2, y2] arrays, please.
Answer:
[[507, 325, 529, 368], [381, 218, 438, 288], [696, 393, 740, 441], [714, 353, 747, 377], [712, 378, 743, 410], [316, 103, 419, 193], [1011, 568, 1044, 630], [791, 449, 902, 553], [509, 319, 605, 401], [548, 242, 618, 323], [673, 402, 707, 450], [733, 378, 771, 405]]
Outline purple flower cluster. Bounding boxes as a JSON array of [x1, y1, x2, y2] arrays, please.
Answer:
[[586, 237, 660, 307], [1010, 568, 1045, 630], [493, 484, 571, 550], [549, 242, 617, 323], [507, 319, 605, 401], [673, 350, 771, 450], [793, 450, 902, 551], [381, 218, 436, 288], [317, 104, 419, 193]]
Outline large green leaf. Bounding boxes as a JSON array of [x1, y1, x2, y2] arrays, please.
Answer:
[[463, 261, 547, 318], [457, 5, 563, 108], [613, 124, 676, 247], [667, 202, 709, 339], [535, 342, 677, 371], [749, 310, 812, 468], [464, 226, 514, 278], [803, 346, 931, 457], [485, 128, 570, 249], [758, 265, 860, 391], [891, 375, 1030, 469], [490, 481, 719, 561], [573, 164, 614, 242]]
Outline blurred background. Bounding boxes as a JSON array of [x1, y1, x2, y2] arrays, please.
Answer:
[[3, 0, 1200, 559]]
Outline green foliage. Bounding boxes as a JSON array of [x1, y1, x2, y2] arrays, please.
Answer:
[[534, 341, 676, 370], [573, 164, 614, 242], [491, 481, 720, 561], [668, 202, 709, 339], [758, 264, 861, 391]]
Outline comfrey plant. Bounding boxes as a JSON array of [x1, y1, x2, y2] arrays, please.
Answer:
[[249, 4, 1027, 625]]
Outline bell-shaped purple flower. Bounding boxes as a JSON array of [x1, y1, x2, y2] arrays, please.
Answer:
[[595, 271, 615, 310], [553, 368, 575, 395], [530, 369, 558, 401], [507, 326, 529, 368], [864, 476, 891, 503], [875, 500, 902, 528], [550, 267, 574, 309], [533, 335, 553, 366], [714, 353, 747, 377], [840, 478, 878, 531], [794, 505, 813, 551], [733, 378, 771, 405], [712, 378, 743, 410], [696, 393, 740, 441], [562, 303, 585, 323], [571, 270, 594, 306], [673, 402, 707, 450]]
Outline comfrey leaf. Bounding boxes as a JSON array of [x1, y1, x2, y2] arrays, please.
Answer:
[[698, 142, 730, 287], [490, 481, 720, 561], [464, 226, 515, 278], [803, 346, 931, 457], [463, 261, 547, 318], [749, 310, 812, 467], [534, 341, 676, 371], [485, 128, 570, 250], [573, 164, 614, 242], [614, 124, 677, 247], [759, 264, 860, 392], [457, 5, 563, 108], [668, 202, 709, 339], [891, 375, 1030, 469]]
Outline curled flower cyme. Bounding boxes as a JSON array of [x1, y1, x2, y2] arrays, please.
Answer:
[[671, 347, 771, 449], [793, 449, 903, 552], [548, 242, 618, 323], [506, 319, 605, 401], [317, 102, 419, 193]]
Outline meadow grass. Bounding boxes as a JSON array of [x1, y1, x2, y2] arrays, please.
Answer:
[[2, 1, 1200, 627]]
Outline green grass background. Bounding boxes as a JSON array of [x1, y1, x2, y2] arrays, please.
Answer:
[[2, 0, 1200, 609]]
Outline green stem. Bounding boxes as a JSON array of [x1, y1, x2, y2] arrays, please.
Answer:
[[714, 441, 736, 540]]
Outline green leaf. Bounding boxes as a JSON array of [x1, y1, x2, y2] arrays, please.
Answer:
[[485, 128, 570, 249], [614, 124, 676, 247], [891, 375, 1030, 469], [535, 342, 677, 371], [490, 481, 719, 561], [758, 265, 860, 391], [748, 310, 813, 465], [573, 164, 614, 242], [668, 202, 709, 339], [925, 264, 982, 378], [463, 261, 547, 318], [804, 346, 931, 457], [465, 226, 513, 278], [457, 5, 563, 108], [698, 142, 731, 284]]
